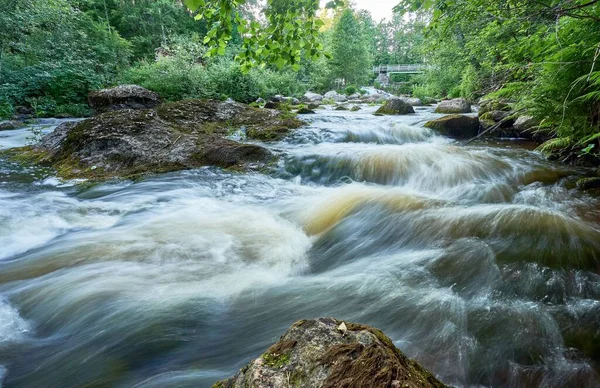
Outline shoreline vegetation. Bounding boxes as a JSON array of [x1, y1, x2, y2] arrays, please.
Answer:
[[2, 1, 599, 170]]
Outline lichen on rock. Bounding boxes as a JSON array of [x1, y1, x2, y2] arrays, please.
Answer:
[[215, 318, 447, 388]]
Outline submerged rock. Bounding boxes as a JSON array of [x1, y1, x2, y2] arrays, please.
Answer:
[[18, 99, 303, 179], [424, 115, 480, 138], [215, 318, 447, 388], [88, 84, 161, 114], [435, 98, 471, 114], [375, 98, 415, 115]]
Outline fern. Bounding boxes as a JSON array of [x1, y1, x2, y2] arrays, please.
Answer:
[[538, 137, 573, 154]]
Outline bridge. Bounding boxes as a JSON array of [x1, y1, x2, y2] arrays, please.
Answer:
[[373, 64, 425, 86], [372, 64, 426, 75]]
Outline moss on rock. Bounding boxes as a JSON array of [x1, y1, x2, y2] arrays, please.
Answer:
[[13, 99, 304, 180], [217, 318, 448, 388], [424, 114, 480, 139]]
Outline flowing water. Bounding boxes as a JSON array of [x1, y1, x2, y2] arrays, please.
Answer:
[[0, 107, 599, 387]]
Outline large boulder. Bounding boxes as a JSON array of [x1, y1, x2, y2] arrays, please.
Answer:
[[424, 115, 480, 138], [375, 98, 415, 115], [22, 99, 303, 179], [302, 91, 324, 103], [435, 98, 471, 114], [88, 85, 161, 114], [215, 318, 447, 388], [324, 91, 348, 102]]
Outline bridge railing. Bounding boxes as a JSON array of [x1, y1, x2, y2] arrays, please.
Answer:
[[373, 64, 426, 73]]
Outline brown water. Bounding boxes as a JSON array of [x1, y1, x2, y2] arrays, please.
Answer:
[[0, 106, 598, 387]]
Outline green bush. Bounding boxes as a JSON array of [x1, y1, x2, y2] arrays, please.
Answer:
[[345, 85, 358, 95], [121, 42, 308, 103]]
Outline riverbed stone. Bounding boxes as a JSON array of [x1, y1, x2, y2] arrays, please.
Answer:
[[302, 91, 324, 102], [297, 107, 316, 114], [15, 99, 303, 179], [402, 97, 423, 106], [88, 84, 161, 114], [513, 115, 538, 132], [424, 115, 480, 138], [324, 91, 348, 102], [576, 177, 600, 191], [0, 120, 24, 131], [435, 98, 472, 114], [478, 98, 512, 116], [214, 318, 447, 388], [375, 98, 415, 115]]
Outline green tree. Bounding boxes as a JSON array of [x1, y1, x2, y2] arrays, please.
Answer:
[[330, 8, 371, 86]]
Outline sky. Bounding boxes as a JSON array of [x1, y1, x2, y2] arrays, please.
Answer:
[[320, 0, 399, 22], [352, 0, 398, 21]]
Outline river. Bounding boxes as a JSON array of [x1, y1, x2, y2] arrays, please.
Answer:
[[0, 106, 599, 387]]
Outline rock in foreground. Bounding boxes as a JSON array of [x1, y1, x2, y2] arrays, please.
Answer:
[[216, 318, 447, 388], [435, 98, 471, 114], [375, 98, 415, 115], [88, 85, 161, 114], [19, 99, 303, 179], [424, 115, 480, 138]]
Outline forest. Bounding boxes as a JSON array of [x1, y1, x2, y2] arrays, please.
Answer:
[[1, 0, 598, 163]]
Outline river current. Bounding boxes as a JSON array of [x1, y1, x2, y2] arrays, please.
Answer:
[[0, 107, 599, 387]]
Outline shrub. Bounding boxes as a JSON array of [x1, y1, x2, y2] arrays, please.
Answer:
[[345, 85, 358, 95]]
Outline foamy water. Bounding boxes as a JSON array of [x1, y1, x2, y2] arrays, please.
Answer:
[[0, 106, 598, 387]]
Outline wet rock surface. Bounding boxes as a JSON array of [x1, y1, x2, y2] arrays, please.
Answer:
[[435, 98, 472, 114], [21, 99, 303, 179], [424, 114, 480, 138], [0, 120, 24, 131], [88, 84, 161, 114], [376, 98, 416, 115], [216, 318, 447, 388]]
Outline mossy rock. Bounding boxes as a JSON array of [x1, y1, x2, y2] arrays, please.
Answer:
[[424, 114, 480, 139], [297, 107, 316, 114], [335, 105, 349, 111], [576, 177, 600, 191], [12, 99, 303, 180], [217, 318, 448, 388], [350, 105, 361, 112], [478, 98, 512, 116], [375, 98, 415, 115]]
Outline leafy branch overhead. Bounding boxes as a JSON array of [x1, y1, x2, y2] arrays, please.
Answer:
[[184, 0, 344, 71]]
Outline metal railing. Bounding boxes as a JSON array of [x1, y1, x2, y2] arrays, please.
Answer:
[[373, 64, 426, 73]]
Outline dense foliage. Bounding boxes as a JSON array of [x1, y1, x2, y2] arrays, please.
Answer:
[[0, 0, 381, 118], [396, 0, 600, 159]]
